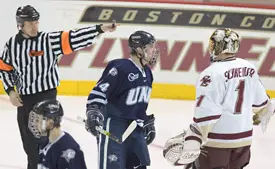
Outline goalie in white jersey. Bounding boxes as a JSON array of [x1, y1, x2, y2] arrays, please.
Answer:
[[163, 28, 275, 169]]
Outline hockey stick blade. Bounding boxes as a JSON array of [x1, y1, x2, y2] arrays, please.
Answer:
[[77, 116, 122, 144], [122, 120, 137, 142], [77, 116, 137, 143]]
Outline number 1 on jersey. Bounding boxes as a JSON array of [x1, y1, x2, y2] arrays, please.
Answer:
[[234, 80, 245, 114], [196, 80, 246, 114]]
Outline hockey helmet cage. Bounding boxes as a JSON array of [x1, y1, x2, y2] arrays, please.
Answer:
[[28, 99, 63, 138]]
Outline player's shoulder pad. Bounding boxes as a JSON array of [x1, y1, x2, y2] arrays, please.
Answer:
[[106, 58, 132, 74], [236, 58, 257, 69], [204, 61, 229, 78], [109, 58, 132, 66], [61, 132, 81, 150], [199, 65, 217, 78], [106, 58, 125, 67]]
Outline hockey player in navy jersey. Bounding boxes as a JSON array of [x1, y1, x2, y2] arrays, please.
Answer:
[[28, 99, 87, 169], [85, 30, 159, 169]]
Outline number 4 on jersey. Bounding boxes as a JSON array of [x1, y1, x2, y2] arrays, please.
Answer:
[[95, 80, 110, 92]]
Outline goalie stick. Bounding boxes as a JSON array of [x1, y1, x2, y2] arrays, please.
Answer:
[[77, 116, 137, 144]]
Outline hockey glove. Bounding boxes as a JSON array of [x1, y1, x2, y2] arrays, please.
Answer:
[[253, 99, 275, 132], [143, 114, 156, 145], [163, 124, 202, 166], [179, 124, 202, 165], [253, 114, 261, 125], [85, 105, 104, 137]]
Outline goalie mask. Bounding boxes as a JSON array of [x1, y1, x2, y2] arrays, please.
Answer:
[[208, 28, 240, 62], [28, 100, 63, 139], [128, 30, 160, 66]]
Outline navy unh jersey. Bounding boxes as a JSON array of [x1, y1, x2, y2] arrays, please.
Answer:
[[38, 132, 87, 169], [87, 58, 153, 120]]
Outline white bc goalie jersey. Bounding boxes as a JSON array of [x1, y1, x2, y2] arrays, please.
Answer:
[[194, 58, 269, 148]]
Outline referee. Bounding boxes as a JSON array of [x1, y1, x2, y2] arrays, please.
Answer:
[[0, 5, 119, 169]]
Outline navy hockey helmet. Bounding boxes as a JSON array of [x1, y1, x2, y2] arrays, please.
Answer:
[[16, 5, 40, 26], [128, 30, 159, 66], [28, 99, 63, 139], [128, 30, 156, 50]]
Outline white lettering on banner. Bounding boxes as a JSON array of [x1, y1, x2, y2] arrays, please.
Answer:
[[126, 86, 152, 105]]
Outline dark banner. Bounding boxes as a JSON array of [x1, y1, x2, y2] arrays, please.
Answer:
[[80, 5, 275, 31]]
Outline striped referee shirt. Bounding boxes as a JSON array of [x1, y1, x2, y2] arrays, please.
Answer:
[[0, 25, 103, 95]]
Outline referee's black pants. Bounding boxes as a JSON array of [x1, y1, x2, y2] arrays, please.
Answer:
[[17, 88, 57, 169]]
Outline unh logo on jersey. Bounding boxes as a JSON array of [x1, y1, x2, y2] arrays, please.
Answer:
[[126, 86, 152, 105], [61, 149, 76, 163]]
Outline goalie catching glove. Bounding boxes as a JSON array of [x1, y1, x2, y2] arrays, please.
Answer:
[[85, 105, 104, 137], [163, 124, 204, 166]]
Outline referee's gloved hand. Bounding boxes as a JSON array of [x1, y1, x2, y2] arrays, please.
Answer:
[[9, 90, 23, 107], [85, 105, 104, 137]]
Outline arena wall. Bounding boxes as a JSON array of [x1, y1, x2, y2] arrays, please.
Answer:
[[1, 0, 275, 100]]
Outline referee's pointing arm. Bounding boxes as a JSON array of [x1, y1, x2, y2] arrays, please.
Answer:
[[0, 5, 119, 169], [0, 5, 119, 106]]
